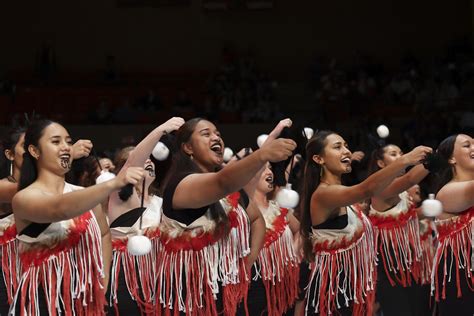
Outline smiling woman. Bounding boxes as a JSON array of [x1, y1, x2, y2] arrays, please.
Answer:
[[298, 130, 431, 315], [157, 117, 296, 315], [10, 119, 145, 315], [106, 117, 184, 315]]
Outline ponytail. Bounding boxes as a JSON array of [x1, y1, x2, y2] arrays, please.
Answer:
[[299, 130, 334, 261]]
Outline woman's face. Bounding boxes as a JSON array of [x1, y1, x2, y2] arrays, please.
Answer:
[[186, 120, 225, 172], [316, 133, 353, 175], [32, 123, 73, 175], [256, 163, 274, 194], [144, 158, 156, 183], [378, 145, 403, 168], [99, 158, 115, 172], [451, 134, 474, 173]]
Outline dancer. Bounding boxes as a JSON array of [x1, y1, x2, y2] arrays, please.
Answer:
[[107, 117, 184, 315], [0, 126, 26, 313], [10, 119, 143, 315], [0, 126, 93, 314], [238, 118, 301, 316], [432, 134, 474, 315], [157, 117, 296, 315], [299, 130, 430, 315], [367, 143, 432, 316]]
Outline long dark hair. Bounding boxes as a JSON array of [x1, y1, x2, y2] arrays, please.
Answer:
[[433, 134, 459, 193], [299, 130, 335, 261], [161, 118, 229, 227], [18, 120, 56, 190], [0, 126, 27, 179]]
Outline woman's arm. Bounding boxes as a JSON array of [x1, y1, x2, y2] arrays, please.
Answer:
[[375, 164, 430, 200], [245, 200, 265, 271], [0, 180, 17, 203], [120, 117, 184, 172], [287, 211, 300, 234], [13, 167, 145, 223], [92, 204, 112, 290], [437, 180, 474, 213], [313, 146, 431, 222], [173, 138, 297, 209]]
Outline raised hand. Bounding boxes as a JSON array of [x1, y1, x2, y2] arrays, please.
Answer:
[[112, 166, 145, 189], [158, 117, 185, 134], [402, 146, 433, 166], [259, 138, 297, 163], [72, 139, 93, 159]]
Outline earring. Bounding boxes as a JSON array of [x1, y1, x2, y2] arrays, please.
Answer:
[[9, 161, 13, 177], [190, 154, 193, 160]]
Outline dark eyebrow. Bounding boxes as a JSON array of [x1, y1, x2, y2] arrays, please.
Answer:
[[199, 128, 210, 133], [333, 141, 342, 146]]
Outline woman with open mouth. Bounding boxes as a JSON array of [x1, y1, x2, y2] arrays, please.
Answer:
[[234, 118, 301, 316], [106, 117, 184, 315], [10, 119, 144, 315], [431, 134, 474, 315], [298, 130, 431, 315], [366, 142, 433, 316], [157, 117, 296, 315]]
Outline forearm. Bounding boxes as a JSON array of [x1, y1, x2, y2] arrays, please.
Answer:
[[363, 158, 410, 197], [100, 231, 112, 290], [126, 127, 164, 168], [218, 151, 267, 194], [287, 212, 300, 235], [247, 214, 265, 268], [405, 165, 429, 188]]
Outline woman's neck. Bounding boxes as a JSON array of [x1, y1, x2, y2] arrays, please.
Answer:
[[11, 167, 21, 183], [321, 171, 342, 185], [453, 167, 474, 182], [250, 190, 269, 208], [36, 169, 66, 194]]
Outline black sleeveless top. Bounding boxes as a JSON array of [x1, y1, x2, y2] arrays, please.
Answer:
[[163, 172, 210, 226], [313, 213, 349, 229]]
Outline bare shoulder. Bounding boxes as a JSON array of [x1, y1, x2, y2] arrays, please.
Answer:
[[437, 181, 469, 200], [12, 187, 44, 207]]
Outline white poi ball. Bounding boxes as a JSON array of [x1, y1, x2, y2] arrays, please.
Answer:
[[257, 134, 269, 148], [223, 147, 234, 162], [152, 141, 170, 161], [376, 125, 390, 139], [421, 194, 443, 217], [95, 170, 116, 184], [127, 234, 152, 256], [275, 183, 300, 209], [302, 127, 314, 139]]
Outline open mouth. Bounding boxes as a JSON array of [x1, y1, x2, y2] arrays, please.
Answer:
[[145, 164, 155, 177], [210, 143, 223, 156], [265, 175, 274, 184], [341, 157, 351, 164]]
